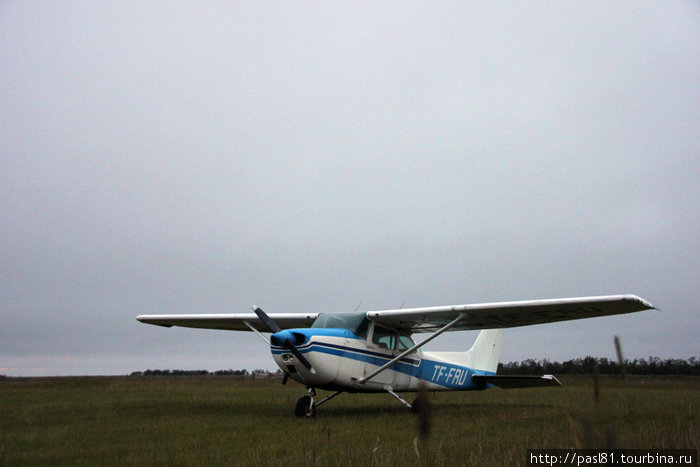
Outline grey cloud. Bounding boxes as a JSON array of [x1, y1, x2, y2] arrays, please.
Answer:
[[1, 1, 698, 375]]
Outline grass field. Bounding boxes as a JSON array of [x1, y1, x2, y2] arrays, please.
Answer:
[[1, 375, 697, 466]]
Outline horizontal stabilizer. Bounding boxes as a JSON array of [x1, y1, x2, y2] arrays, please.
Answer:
[[472, 374, 561, 389]]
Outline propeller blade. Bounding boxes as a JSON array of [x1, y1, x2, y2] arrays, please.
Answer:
[[252, 305, 316, 375], [287, 345, 316, 374], [252, 305, 282, 333]]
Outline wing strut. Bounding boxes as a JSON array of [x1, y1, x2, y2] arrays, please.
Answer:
[[357, 313, 464, 385], [242, 320, 270, 345]]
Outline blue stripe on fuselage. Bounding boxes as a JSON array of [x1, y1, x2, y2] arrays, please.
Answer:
[[272, 340, 419, 370], [283, 328, 361, 342], [416, 359, 494, 389], [271, 338, 495, 389]]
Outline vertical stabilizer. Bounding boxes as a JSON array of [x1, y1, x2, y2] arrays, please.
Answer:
[[464, 329, 504, 373]]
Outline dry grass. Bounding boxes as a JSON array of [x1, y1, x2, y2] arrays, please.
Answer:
[[1, 375, 697, 465]]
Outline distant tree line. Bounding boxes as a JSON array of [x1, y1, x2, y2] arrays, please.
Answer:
[[128, 357, 699, 378], [498, 357, 699, 376]]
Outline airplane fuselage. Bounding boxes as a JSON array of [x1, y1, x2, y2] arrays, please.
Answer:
[[270, 328, 494, 392]]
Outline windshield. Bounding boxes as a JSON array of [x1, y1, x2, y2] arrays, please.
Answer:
[[312, 312, 370, 338]]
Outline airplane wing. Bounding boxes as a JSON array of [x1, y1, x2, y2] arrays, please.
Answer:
[[138, 295, 653, 333], [472, 374, 561, 389], [366, 294, 654, 333], [137, 312, 318, 332]]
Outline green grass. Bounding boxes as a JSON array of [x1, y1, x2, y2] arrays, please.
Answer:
[[1, 375, 698, 466]]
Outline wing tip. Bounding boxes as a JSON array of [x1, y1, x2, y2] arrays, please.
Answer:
[[136, 315, 173, 328], [622, 294, 656, 311]]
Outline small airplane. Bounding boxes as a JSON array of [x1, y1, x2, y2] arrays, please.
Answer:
[[137, 294, 654, 416]]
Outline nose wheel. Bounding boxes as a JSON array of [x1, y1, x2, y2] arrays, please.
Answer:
[[293, 388, 343, 417], [294, 394, 316, 417]]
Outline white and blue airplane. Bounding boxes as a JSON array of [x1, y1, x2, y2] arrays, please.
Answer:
[[137, 294, 654, 416]]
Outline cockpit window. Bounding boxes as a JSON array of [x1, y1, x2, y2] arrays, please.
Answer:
[[372, 328, 415, 351], [397, 334, 415, 351], [372, 325, 396, 350], [312, 312, 370, 338]]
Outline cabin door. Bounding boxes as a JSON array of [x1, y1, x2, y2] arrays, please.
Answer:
[[364, 323, 398, 387]]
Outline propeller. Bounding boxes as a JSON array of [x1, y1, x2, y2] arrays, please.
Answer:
[[253, 306, 316, 374], [253, 305, 281, 333]]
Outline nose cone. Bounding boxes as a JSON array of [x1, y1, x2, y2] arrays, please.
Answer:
[[270, 330, 292, 347], [270, 330, 307, 347]]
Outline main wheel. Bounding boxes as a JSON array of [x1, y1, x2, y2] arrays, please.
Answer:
[[410, 394, 430, 415], [294, 395, 316, 417]]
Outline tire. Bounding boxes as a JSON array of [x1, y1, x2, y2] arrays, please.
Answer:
[[294, 395, 315, 417], [411, 394, 429, 415]]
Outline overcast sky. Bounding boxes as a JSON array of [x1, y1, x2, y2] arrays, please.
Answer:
[[2, 2, 698, 376]]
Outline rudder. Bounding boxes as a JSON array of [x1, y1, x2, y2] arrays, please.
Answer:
[[464, 329, 504, 373]]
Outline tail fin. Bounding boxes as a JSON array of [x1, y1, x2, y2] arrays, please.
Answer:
[[464, 329, 504, 373]]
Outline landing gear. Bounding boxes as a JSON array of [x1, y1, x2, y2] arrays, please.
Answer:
[[385, 387, 412, 409], [410, 394, 430, 415], [293, 388, 344, 417], [294, 394, 316, 417], [384, 386, 430, 415]]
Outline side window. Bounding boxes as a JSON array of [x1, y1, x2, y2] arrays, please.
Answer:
[[397, 335, 415, 351], [372, 326, 396, 350]]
